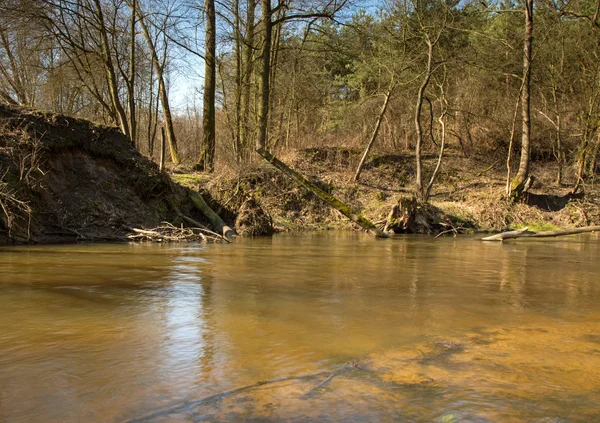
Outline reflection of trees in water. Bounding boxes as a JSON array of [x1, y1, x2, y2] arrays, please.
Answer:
[[5, 236, 600, 422], [499, 244, 526, 313]]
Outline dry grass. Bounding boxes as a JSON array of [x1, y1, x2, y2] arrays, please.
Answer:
[[195, 146, 599, 234]]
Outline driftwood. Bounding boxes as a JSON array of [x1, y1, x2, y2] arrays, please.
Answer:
[[482, 225, 600, 241], [127, 223, 225, 243], [168, 199, 231, 243], [256, 148, 388, 238]]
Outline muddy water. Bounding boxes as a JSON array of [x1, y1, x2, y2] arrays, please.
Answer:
[[1, 233, 600, 422]]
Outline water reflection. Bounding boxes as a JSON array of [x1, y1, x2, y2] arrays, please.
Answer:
[[0, 233, 599, 422]]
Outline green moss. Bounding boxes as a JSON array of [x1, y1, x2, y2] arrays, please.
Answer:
[[171, 173, 205, 189], [514, 222, 562, 232]]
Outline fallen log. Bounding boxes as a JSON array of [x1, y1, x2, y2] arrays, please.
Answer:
[[167, 198, 231, 243], [482, 225, 600, 241], [256, 148, 388, 238], [188, 190, 236, 238]]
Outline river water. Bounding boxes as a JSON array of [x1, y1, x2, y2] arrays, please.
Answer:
[[1, 232, 599, 422]]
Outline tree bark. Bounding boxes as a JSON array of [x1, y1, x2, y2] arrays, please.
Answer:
[[127, 0, 137, 146], [93, 0, 130, 139], [159, 126, 166, 172], [353, 83, 393, 183], [510, 0, 534, 200], [257, 0, 272, 150], [188, 191, 236, 238], [414, 40, 434, 201], [424, 89, 447, 202], [137, 10, 180, 164], [239, 0, 256, 160], [197, 0, 216, 172]]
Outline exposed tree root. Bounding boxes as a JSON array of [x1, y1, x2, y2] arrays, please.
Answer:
[[235, 197, 274, 236], [383, 196, 469, 235]]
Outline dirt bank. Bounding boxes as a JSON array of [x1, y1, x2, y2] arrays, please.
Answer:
[[179, 146, 599, 235], [1, 105, 597, 244], [0, 105, 222, 244]]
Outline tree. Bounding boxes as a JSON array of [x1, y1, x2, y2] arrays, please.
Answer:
[[135, 2, 181, 164], [510, 0, 534, 200], [197, 0, 216, 171]]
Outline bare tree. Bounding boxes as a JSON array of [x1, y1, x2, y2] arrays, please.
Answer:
[[135, 3, 180, 164], [510, 0, 534, 200], [197, 0, 216, 171]]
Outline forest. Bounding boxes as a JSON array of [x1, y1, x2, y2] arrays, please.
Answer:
[[1, 0, 600, 239]]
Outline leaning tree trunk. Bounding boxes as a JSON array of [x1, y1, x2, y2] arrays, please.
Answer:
[[93, 0, 130, 139], [137, 11, 180, 165], [482, 226, 600, 241], [257, 149, 388, 238], [510, 0, 534, 201], [353, 81, 393, 183]]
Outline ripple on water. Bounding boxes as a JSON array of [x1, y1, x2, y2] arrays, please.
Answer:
[[1, 234, 600, 422]]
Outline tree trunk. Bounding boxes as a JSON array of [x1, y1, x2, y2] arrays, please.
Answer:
[[128, 0, 137, 146], [197, 0, 216, 172], [510, 0, 534, 200], [137, 10, 180, 165], [233, 0, 242, 161], [159, 126, 166, 172], [353, 83, 393, 183], [482, 225, 600, 241], [257, 0, 272, 150], [188, 191, 236, 238], [424, 87, 447, 203], [414, 40, 434, 201], [240, 0, 256, 160], [93, 0, 130, 139]]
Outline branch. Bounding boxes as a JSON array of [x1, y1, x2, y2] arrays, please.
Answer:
[[482, 226, 600, 241]]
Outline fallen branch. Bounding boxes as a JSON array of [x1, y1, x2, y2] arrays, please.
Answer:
[[127, 222, 225, 243], [435, 227, 458, 239], [482, 225, 600, 241], [122, 365, 355, 423], [180, 215, 231, 243]]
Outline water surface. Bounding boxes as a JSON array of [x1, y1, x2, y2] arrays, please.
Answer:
[[1, 232, 600, 422]]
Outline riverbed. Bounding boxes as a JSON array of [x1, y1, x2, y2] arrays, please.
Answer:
[[1, 232, 599, 422]]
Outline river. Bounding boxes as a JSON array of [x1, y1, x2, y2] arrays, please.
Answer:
[[1, 232, 599, 422]]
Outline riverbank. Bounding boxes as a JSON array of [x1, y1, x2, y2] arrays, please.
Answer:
[[175, 147, 599, 235], [0, 105, 224, 244], [1, 104, 598, 244]]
